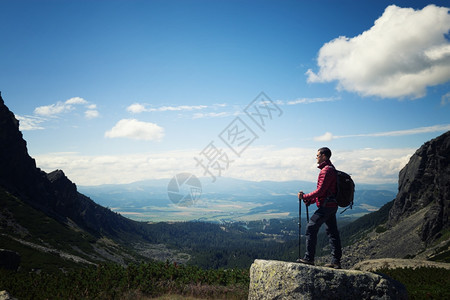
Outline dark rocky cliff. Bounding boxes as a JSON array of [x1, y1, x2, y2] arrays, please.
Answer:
[[0, 95, 53, 207], [388, 131, 450, 244], [0, 94, 144, 240]]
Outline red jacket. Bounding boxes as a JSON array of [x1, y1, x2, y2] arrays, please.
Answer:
[[303, 160, 337, 208]]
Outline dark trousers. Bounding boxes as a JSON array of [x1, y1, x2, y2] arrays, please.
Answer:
[[304, 206, 342, 264]]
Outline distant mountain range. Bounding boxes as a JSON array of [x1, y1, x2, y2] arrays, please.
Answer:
[[79, 178, 397, 222]]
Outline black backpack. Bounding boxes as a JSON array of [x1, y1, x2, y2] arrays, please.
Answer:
[[335, 170, 355, 213]]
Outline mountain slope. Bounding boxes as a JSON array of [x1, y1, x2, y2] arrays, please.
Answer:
[[340, 131, 450, 268]]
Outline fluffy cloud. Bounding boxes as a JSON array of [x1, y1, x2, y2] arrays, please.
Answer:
[[105, 119, 164, 141], [307, 5, 450, 99], [127, 103, 147, 113]]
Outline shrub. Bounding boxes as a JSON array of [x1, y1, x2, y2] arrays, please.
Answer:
[[0, 261, 250, 299]]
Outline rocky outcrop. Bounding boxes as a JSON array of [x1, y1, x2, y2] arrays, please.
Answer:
[[0, 94, 53, 209], [248, 259, 407, 300], [388, 131, 450, 244], [340, 131, 450, 267], [341, 205, 429, 268]]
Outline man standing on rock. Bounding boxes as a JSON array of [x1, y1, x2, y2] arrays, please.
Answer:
[[297, 147, 342, 269]]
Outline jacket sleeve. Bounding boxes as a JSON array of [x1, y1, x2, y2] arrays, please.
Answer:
[[303, 166, 335, 205]]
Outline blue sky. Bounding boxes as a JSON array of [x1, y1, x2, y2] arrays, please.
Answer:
[[1, 0, 450, 186]]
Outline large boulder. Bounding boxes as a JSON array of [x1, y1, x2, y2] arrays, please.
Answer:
[[248, 259, 407, 300]]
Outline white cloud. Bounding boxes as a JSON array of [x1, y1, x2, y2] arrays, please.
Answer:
[[314, 132, 334, 141], [441, 92, 450, 106], [33, 151, 198, 185], [126, 103, 208, 113], [286, 97, 340, 105], [127, 103, 235, 119], [314, 124, 450, 141], [32, 146, 414, 186], [193, 112, 229, 119], [85, 110, 99, 119], [34, 97, 99, 119], [15, 115, 45, 131], [214, 146, 414, 185], [34, 101, 73, 116], [65, 97, 87, 105], [105, 119, 164, 141], [151, 105, 207, 112], [127, 103, 147, 113], [307, 4, 450, 99]]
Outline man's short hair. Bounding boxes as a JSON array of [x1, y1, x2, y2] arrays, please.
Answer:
[[318, 147, 332, 159]]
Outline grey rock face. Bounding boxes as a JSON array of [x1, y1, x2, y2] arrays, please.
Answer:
[[341, 131, 450, 267], [248, 259, 407, 300], [388, 131, 450, 244]]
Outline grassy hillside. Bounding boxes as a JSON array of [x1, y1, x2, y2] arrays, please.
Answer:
[[0, 188, 144, 272]]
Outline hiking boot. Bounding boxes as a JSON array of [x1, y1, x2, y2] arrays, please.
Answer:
[[296, 258, 314, 266], [324, 263, 341, 269]]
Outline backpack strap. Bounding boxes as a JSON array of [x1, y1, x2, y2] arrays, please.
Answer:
[[320, 165, 338, 208]]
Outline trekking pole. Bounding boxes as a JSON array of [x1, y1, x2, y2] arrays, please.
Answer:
[[298, 195, 302, 259], [306, 203, 310, 223]]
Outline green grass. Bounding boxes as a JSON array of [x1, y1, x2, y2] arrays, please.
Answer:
[[0, 235, 83, 273], [0, 188, 104, 272], [0, 188, 97, 253]]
